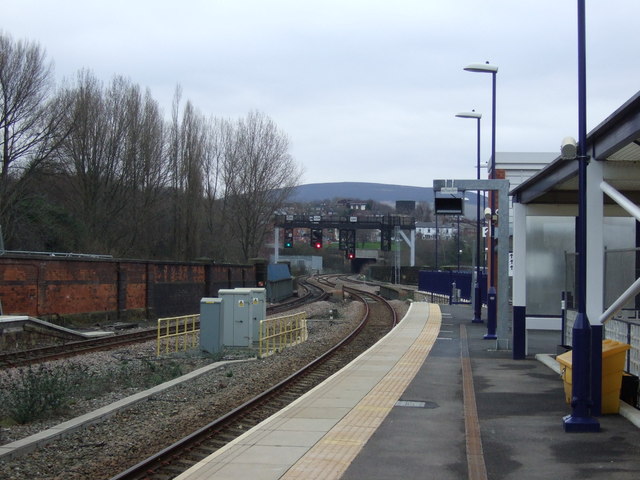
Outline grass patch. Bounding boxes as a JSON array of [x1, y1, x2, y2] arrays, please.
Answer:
[[0, 358, 186, 425]]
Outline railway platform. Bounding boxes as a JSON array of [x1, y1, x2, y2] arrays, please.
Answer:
[[176, 302, 640, 480]]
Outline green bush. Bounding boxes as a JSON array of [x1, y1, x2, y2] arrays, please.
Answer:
[[0, 363, 82, 424], [0, 358, 186, 425], [140, 359, 183, 387]]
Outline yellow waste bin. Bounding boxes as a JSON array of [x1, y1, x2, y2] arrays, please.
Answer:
[[556, 339, 631, 414]]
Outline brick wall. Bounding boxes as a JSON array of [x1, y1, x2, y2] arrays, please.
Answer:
[[0, 256, 256, 323]]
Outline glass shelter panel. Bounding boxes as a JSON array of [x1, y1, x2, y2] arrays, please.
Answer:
[[526, 217, 575, 316], [603, 217, 637, 313]]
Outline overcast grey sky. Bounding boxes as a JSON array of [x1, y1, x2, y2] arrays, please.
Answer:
[[3, 1, 638, 187]]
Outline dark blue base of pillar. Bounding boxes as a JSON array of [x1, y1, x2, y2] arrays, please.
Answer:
[[513, 306, 526, 359], [562, 414, 600, 432], [484, 286, 497, 340], [472, 284, 483, 323], [563, 312, 600, 432]]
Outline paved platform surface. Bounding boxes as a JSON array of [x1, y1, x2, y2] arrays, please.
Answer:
[[177, 302, 640, 480], [343, 304, 640, 480]]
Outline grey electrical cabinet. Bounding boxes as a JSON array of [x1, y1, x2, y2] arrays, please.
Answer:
[[200, 297, 223, 354], [218, 288, 252, 347], [247, 287, 266, 339]]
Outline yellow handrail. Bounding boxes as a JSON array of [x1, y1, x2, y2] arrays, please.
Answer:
[[156, 314, 200, 356], [258, 312, 307, 358]]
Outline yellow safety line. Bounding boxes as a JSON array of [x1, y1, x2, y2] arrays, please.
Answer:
[[281, 303, 442, 479], [460, 324, 488, 480]]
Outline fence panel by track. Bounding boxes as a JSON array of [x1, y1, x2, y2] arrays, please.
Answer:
[[258, 312, 308, 359], [156, 314, 200, 356]]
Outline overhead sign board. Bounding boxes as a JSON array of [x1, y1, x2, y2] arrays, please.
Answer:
[[434, 197, 464, 215]]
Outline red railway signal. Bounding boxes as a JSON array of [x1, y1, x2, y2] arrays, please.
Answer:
[[310, 229, 323, 249]]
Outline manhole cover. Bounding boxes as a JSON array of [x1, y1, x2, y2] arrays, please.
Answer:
[[395, 400, 439, 409]]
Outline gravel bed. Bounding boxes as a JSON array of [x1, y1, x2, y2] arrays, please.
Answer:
[[0, 298, 409, 480]]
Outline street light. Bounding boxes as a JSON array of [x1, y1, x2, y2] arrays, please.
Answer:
[[457, 215, 460, 271], [562, 0, 600, 433], [456, 111, 483, 323], [464, 61, 498, 339]]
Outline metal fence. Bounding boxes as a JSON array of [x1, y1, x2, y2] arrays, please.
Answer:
[[413, 291, 451, 305], [563, 248, 640, 376], [605, 316, 640, 376], [417, 270, 486, 305], [156, 314, 200, 356], [258, 311, 307, 359]]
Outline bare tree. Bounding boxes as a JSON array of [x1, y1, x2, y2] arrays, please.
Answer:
[[115, 84, 168, 257], [168, 88, 206, 260], [57, 72, 169, 255], [0, 32, 68, 246], [221, 111, 302, 262], [415, 201, 433, 222], [1, 32, 302, 262], [200, 117, 226, 258]]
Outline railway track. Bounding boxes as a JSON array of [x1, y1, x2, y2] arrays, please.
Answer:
[[0, 329, 159, 368], [109, 284, 397, 480], [265, 275, 330, 314], [1, 278, 331, 369]]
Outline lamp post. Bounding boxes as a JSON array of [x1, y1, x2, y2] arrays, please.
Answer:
[[456, 111, 483, 323], [465, 62, 498, 339], [457, 215, 460, 271], [563, 0, 600, 433], [435, 213, 438, 270]]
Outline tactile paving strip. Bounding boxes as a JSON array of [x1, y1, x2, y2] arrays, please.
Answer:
[[281, 303, 442, 479]]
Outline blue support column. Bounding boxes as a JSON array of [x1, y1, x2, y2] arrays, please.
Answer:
[[564, 313, 598, 431], [473, 281, 483, 323], [561, 291, 567, 347], [484, 286, 497, 340], [486, 67, 498, 340], [563, 0, 599, 432], [512, 306, 526, 360]]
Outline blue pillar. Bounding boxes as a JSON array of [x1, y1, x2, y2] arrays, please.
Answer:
[[563, 0, 599, 433], [564, 313, 599, 431], [512, 306, 526, 359], [484, 286, 497, 340]]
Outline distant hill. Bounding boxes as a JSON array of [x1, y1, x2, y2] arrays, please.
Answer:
[[289, 182, 436, 204]]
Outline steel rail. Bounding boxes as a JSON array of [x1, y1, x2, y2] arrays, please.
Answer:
[[109, 284, 394, 480]]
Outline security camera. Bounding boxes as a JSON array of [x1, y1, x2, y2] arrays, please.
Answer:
[[561, 136, 577, 160], [484, 207, 492, 221]]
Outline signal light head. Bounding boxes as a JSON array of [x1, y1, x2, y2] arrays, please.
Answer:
[[284, 228, 294, 248], [310, 228, 323, 249]]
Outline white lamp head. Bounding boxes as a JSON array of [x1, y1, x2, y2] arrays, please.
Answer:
[[456, 111, 482, 119], [561, 136, 577, 160], [464, 62, 498, 73]]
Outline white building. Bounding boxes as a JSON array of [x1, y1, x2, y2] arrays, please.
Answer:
[[415, 221, 455, 239]]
